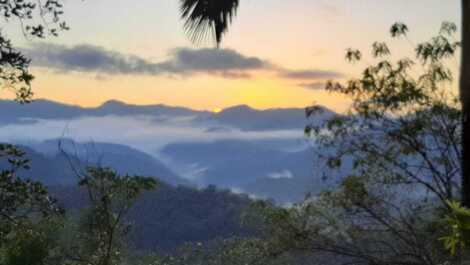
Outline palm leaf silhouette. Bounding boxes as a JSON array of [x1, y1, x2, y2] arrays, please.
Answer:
[[180, 0, 239, 47]]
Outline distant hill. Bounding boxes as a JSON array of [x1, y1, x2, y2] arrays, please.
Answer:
[[0, 99, 204, 124], [0, 99, 85, 124], [11, 139, 189, 186], [0, 145, 76, 185], [161, 140, 338, 203], [13, 138, 337, 203], [49, 183, 256, 252], [0, 99, 336, 131], [207, 104, 333, 131]]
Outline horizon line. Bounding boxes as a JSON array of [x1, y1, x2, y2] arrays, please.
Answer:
[[0, 98, 335, 113]]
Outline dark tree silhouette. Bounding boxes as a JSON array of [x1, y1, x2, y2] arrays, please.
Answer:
[[0, 0, 68, 103], [0, 2, 68, 260], [179, 0, 239, 47]]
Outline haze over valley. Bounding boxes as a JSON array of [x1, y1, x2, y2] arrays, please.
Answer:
[[0, 99, 338, 203]]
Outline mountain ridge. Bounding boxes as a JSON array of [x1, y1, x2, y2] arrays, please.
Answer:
[[11, 139, 190, 186], [0, 98, 335, 116], [0, 98, 337, 131]]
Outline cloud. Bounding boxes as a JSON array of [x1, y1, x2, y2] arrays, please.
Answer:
[[267, 170, 294, 179], [24, 44, 269, 78], [298, 82, 327, 90], [25, 44, 155, 75], [279, 69, 343, 80], [0, 115, 303, 155], [160, 48, 267, 74], [24, 43, 344, 82], [229, 187, 260, 199]]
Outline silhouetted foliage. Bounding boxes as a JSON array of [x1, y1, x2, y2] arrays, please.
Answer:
[[249, 23, 467, 265], [0, 144, 62, 238], [133, 236, 317, 265], [179, 0, 238, 46], [0, 144, 63, 265], [1, 217, 63, 265], [0, 1, 69, 257], [0, 0, 68, 102]]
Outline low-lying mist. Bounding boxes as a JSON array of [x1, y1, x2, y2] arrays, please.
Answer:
[[0, 114, 307, 157]]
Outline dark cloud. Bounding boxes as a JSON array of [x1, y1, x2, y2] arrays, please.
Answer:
[[160, 48, 266, 73], [298, 82, 326, 90], [24, 44, 269, 78], [23, 43, 343, 81], [25, 44, 157, 75], [279, 69, 343, 80]]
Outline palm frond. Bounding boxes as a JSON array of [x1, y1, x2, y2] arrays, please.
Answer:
[[180, 0, 239, 47]]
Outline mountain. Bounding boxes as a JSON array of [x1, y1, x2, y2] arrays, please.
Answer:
[[93, 100, 202, 117], [0, 99, 85, 124], [0, 145, 76, 185], [161, 140, 337, 203], [15, 138, 335, 203], [209, 105, 308, 131], [12, 139, 339, 203], [197, 104, 336, 131], [160, 140, 306, 186], [0, 99, 205, 125], [0, 99, 336, 131], [11, 138, 334, 203], [49, 183, 256, 251], [13, 139, 189, 186]]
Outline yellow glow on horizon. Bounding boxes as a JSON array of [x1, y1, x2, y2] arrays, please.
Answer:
[[26, 68, 351, 112]]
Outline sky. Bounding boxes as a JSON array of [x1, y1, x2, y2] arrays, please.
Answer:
[[2, 0, 461, 112]]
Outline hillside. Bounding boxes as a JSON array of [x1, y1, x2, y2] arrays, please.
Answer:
[[49, 183, 256, 251], [14, 140, 189, 186], [161, 140, 337, 202]]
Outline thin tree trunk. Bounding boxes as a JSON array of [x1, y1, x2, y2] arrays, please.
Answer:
[[461, 0, 470, 208]]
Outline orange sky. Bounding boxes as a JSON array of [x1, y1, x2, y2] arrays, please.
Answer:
[[1, 0, 460, 112]]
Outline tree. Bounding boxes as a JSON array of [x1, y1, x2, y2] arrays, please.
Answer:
[[0, 0, 69, 239], [0, 0, 69, 245], [63, 167, 157, 265], [0, 2, 70, 263], [137, 237, 302, 265], [1, 216, 64, 265], [0, 144, 64, 265], [247, 23, 467, 265], [0, 0, 68, 103]]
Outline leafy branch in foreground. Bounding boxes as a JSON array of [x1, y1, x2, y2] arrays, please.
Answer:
[[0, 143, 64, 265], [255, 22, 466, 265], [0, 0, 69, 102], [0, 144, 63, 235], [441, 201, 470, 255]]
